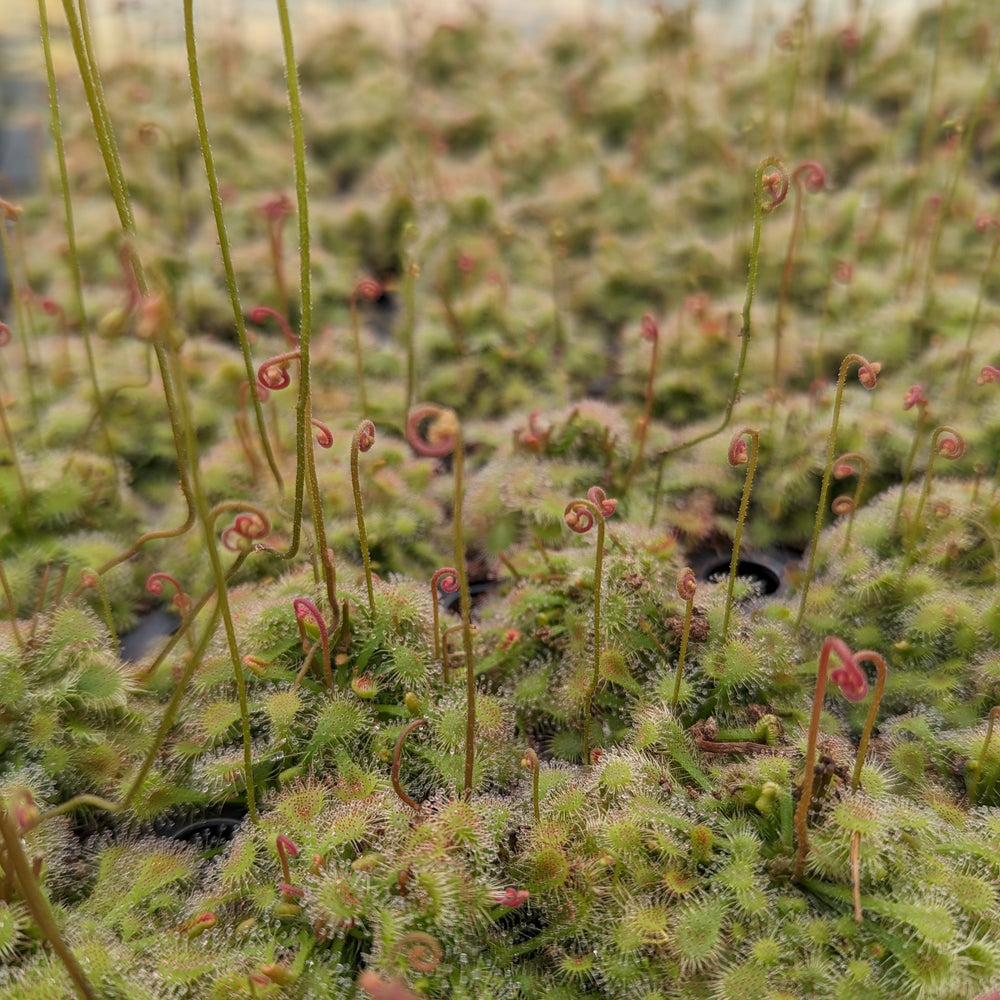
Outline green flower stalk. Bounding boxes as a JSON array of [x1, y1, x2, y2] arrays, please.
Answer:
[[442, 622, 476, 685], [351, 419, 377, 614], [721, 427, 761, 641], [0, 555, 23, 652], [0, 201, 40, 428], [977, 366, 1000, 497], [894, 384, 930, 533], [623, 313, 660, 492], [406, 404, 477, 795], [671, 567, 697, 710], [77, 568, 118, 650], [773, 160, 826, 393], [521, 748, 541, 822], [851, 650, 887, 792], [265, 0, 338, 615], [957, 216, 1000, 390], [37, 0, 112, 456], [0, 801, 96, 1000], [650, 156, 787, 525], [830, 451, 869, 553], [0, 323, 28, 509], [186, 0, 285, 494], [905, 425, 966, 567], [564, 485, 617, 765], [401, 225, 420, 419], [62, 0, 266, 822], [968, 706, 1000, 805], [814, 259, 852, 380], [794, 353, 881, 633], [350, 278, 382, 419]]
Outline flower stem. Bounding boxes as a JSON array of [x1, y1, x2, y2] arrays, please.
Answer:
[[721, 428, 761, 641], [38, 0, 113, 457], [0, 807, 96, 1000], [850, 651, 887, 792], [183, 0, 283, 494], [650, 157, 787, 526], [351, 421, 377, 614], [794, 354, 879, 634], [564, 497, 607, 765]]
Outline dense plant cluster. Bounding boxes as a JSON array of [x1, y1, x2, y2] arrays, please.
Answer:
[[3, 1, 1000, 998]]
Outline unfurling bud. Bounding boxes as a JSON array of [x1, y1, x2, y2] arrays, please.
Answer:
[[676, 567, 697, 602]]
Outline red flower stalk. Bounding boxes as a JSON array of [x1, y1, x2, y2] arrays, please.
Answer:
[[793, 637, 872, 880], [233, 379, 271, 485], [293, 597, 331, 690], [430, 567, 460, 664], [312, 419, 334, 448], [219, 509, 270, 552], [391, 718, 427, 814], [145, 572, 191, 615], [258, 193, 294, 316], [761, 160, 790, 210], [491, 887, 530, 908], [830, 451, 869, 552], [517, 410, 554, 454], [275, 833, 300, 898], [178, 912, 216, 939], [405, 403, 459, 457], [587, 485, 618, 518], [257, 349, 301, 391], [902, 384, 929, 410], [248, 305, 298, 347]]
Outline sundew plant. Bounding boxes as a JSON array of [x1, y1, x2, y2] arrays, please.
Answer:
[[4, 1, 1000, 998]]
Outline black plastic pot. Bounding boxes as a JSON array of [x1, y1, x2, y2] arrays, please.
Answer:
[[688, 546, 798, 598]]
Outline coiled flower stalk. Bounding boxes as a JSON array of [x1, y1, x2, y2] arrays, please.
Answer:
[[671, 567, 697, 710], [830, 451, 869, 553], [564, 486, 617, 764], [721, 428, 761, 641], [794, 353, 880, 633], [351, 419, 377, 613], [904, 425, 966, 569], [406, 404, 477, 795]]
